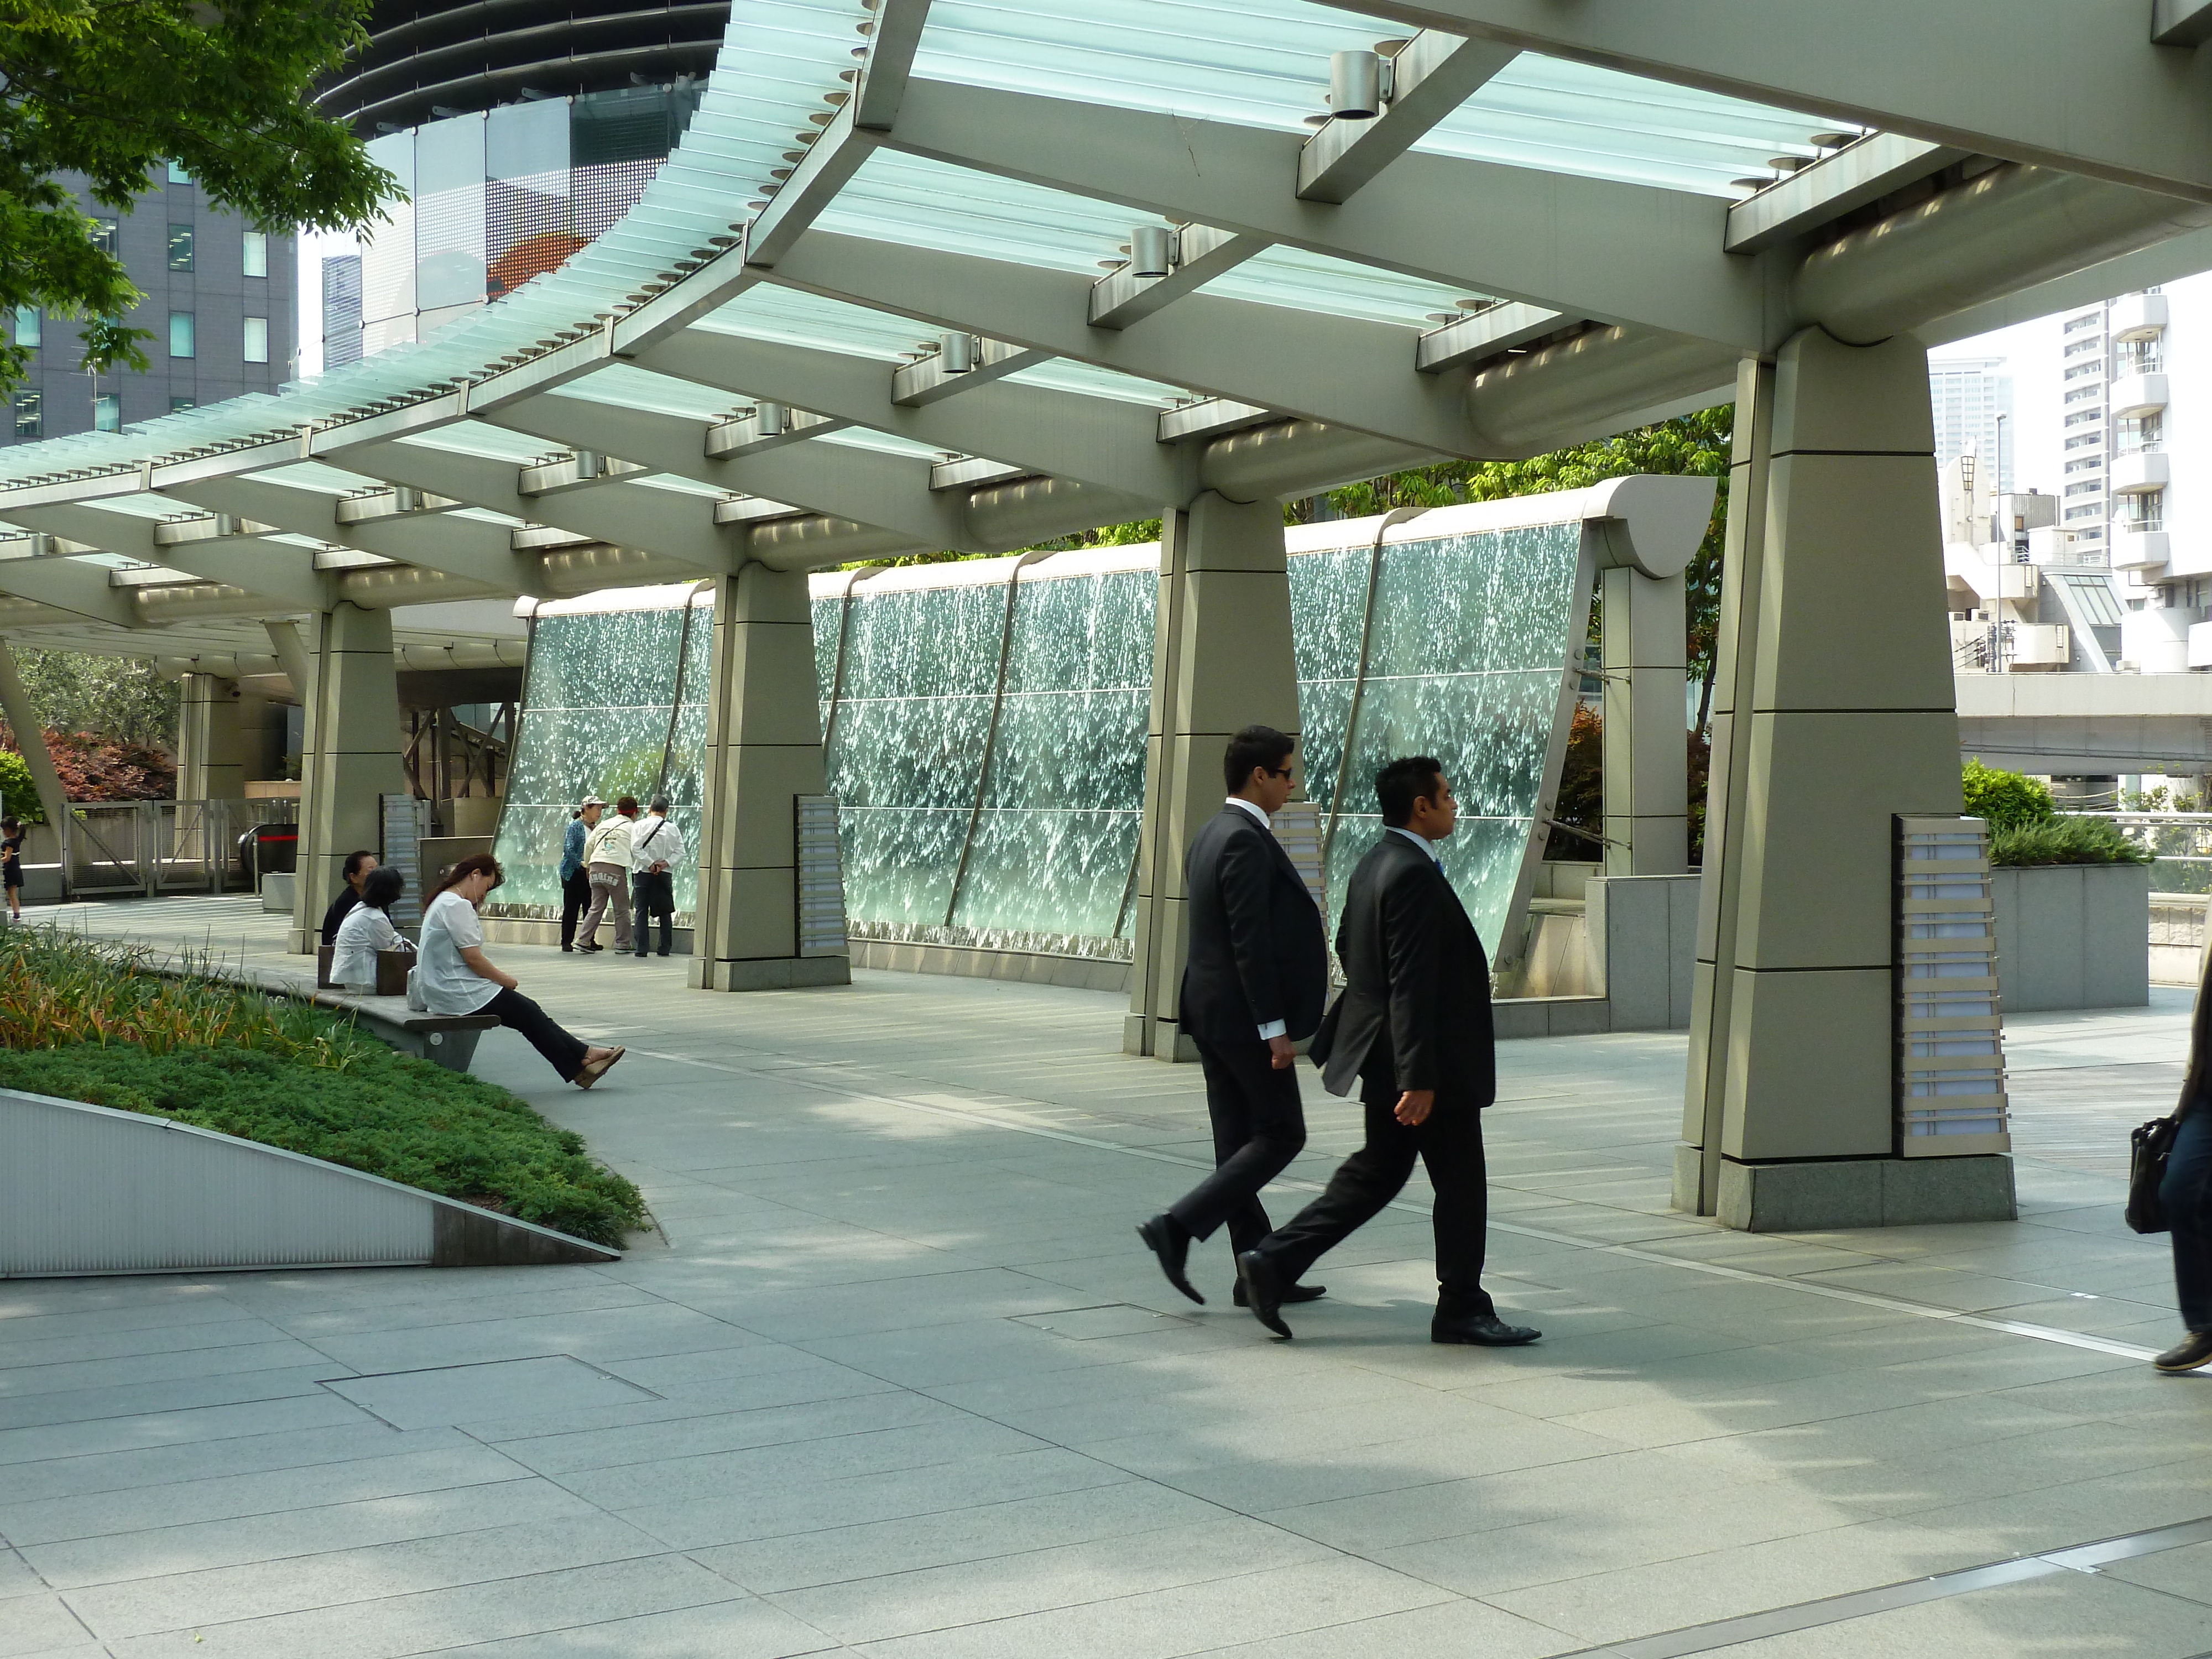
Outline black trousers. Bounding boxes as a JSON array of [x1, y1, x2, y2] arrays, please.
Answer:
[[1258, 1074, 1494, 1318], [631, 870, 675, 956], [486, 987, 589, 1082], [1168, 1035, 1307, 1258], [2166, 1108, 2212, 1333], [559, 869, 592, 949]]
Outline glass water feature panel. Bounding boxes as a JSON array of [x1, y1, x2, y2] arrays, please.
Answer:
[[1295, 521, 1588, 950]]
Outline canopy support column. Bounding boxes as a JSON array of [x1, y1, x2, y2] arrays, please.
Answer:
[[0, 636, 67, 832], [1125, 492, 1301, 1061], [690, 562, 851, 992], [1603, 566, 1689, 875], [294, 604, 406, 954], [1678, 329, 2011, 1229], [177, 675, 246, 804]]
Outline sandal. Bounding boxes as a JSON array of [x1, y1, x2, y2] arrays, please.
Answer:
[[573, 1046, 627, 1089]]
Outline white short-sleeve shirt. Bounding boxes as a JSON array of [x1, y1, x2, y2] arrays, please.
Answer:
[[330, 903, 408, 990], [418, 891, 500, 1014]]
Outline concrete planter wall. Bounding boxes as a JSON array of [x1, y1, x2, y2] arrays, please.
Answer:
[[1988, 862, 2151, 1013]]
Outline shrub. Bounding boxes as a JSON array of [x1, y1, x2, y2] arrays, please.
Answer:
[[0, 749, 41, 823], [0, 928, 645, 1245], [1962, 758, 2054, 831], [1987, 815, 2153, 869]]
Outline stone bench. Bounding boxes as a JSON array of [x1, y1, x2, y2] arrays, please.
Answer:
[[148, 962, 500, 1072]]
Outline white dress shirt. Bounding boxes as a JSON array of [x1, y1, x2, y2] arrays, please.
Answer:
[[1223, 795, 1288, 1042], [1391, 825, 1442, 864], [330, 903, 410, 991], [629, 812, 685, 875]]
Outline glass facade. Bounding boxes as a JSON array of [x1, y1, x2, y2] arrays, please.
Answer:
[[167, 225, 194, 272], [242, 316, 268, 363], [488, 515, 1592, 960], [168, 312, 194, 358]]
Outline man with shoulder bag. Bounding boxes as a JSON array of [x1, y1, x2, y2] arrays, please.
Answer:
[[628, 794, 684, 959], [2139, 935, 2212, 1373]]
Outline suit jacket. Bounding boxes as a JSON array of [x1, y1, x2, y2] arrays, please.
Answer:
[[1177, 805, 1330, 1047], [1310, 831, 1496, 1107]]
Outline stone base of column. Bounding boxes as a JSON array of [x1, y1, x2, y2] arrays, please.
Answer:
[[1120, 1015, 1199, 1061], [1676, 1147, 2017, 1230], [687, 956, 852, 993]]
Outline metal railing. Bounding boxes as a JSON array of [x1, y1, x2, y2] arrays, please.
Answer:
[[55, 797, 297, 899]]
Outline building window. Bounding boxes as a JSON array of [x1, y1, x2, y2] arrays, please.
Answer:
[[169, 396, 195, 415], [2064, 408, 2102, 428], [166, 159, 191, 184], [93, 393, 119, 432], [2063, 361, 2104, 382], [89, 217, 118, 255], [2064, 432, 2103, 451], [11, 390, 39, 439], [2063, 336, 2102, 357], [2064, 456, 2105, 474], [242, 230, 267, 279], [242, 316, 268, 363], [2117, 339, 2163, 374], [167, 224, 194, 272], [168, 311, 194, 358], [2064, 312, 2104, 333], [2119, 491, 2164, 531], [2118, 414, 2164, 454], [9, 307, 35, 349], [2065, 479, 2104, 497], [2064, 385, 2103, 405]]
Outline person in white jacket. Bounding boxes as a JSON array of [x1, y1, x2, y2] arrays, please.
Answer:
[[576, 795, 635, 952], [628, 794, 685, 958], [330, 865, 414, 993]]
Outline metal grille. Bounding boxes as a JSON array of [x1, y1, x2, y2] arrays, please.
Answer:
[[1895, 816, 2012, 1157], [795, 794, 848, 958], [382, 794, 432, 928]]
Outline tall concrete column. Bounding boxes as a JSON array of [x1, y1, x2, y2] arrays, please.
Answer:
[[1125, 492, 1301, 1060], [176, 675, 246, 802], [293, 604, 406, 954], [1601, 566, 1689, 875], [690, 561, 850, 992], [1678, 329, 2004, 1229], [0, 635, 67, 831]]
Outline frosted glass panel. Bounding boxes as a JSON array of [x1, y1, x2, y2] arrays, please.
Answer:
[[491, 519, 1585, 958]]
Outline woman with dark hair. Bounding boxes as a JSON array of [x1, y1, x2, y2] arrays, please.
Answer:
[[420, 853, 624, 1088], [330, 864, 413, 993], [2155, 947, 2212, 1373]]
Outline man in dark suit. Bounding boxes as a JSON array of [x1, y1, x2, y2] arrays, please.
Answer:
[[1138, 725, 1331, 1307], [1235, 755, 1540, 1348]]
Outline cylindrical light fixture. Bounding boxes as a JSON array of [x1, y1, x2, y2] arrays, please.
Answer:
[[757, 401, 786, 436], [1328, 50, 1383, 119], [1129, 224, 1173, 278], [939, 331, 976, 373]]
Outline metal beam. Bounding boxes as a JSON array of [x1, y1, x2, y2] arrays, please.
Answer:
[[1345, 0, 2212, 202], [2156, 0, 2212, 46], [760, 233, 1491, 456], [1416, 301, 1568, 372], [703, 404, 852, 457], [2, 502, 335, 611], [1156, 400, 1277, 443], [160, 475, 552, 598], [1296, 32, 1519, 203], [747, 103, 879, 268], [518, 452, 649, 496], [329, 437, 741, 574], [624, 327, 1192, 500], [0, 556, 144, 628], [890, 337, 1052, 405], [879, 79, 1762, 348], [1088, 225, 1268, 328], [1725, 133, 1965, 253], [852, 0, 931, 129], [484, 392, 971, 548]]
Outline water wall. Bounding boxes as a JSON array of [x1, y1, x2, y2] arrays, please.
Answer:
[[490, 507, 1594, 957]]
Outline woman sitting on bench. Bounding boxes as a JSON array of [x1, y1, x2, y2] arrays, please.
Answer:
[[419, 853, 625, 1089], [330, 865, 413, 993]]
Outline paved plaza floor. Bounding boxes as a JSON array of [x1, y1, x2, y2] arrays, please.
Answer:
[[4, 895, 2211, 1657]]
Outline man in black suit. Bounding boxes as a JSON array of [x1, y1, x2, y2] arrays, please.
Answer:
[[1138, 725, 1331, 1307], [1236, 756, 1540, 1348]]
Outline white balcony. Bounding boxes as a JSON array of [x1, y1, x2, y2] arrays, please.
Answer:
[[2006, 623, 2071, 668], [2111, 292, 2169, 340], [2111, 526, 2171, 570], [2110, 371, 2169, 417], [2110, 450, 2171, 493]]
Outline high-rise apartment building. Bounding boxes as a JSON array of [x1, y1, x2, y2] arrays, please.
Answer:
[[1, 171, 296, 446]]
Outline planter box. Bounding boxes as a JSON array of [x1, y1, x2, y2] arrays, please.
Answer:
[[1988, 862, 2151, 1012]]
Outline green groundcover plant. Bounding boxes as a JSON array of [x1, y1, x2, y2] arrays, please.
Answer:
[[0, 928, 645, 1245], [1986, 816, 2154, 870]]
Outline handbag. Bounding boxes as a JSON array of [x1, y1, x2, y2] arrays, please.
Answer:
[[405, 965, 429, 1013], [2127, 1113, 2183, 1234]]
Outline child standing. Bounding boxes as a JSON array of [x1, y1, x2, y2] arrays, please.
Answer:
[[1, 818, 23, 923]]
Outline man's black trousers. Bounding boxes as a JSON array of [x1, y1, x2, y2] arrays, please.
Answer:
[[631, 870, 675, 956], [1168, 1035, 1307, 1258], [1258, 1075, 1494, 1318]]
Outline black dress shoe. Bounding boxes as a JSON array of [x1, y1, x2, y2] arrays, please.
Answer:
[[1432, 1312, 1541, 1347], [1234, 1280, 1324, 1308], [2153, 1331, 2212, 1373], [1234, 1250, 1292, 1338], [1136, 1214, 1203, 1305]]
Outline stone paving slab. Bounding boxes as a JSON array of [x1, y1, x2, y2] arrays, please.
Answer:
[[2, 895, 2209, 1656]]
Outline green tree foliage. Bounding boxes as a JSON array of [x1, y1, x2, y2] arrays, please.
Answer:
[[8, 647, 177, 747], [1, 0, 400, 390], [0, 748, 41, 822], [1961, 757, 2056, 831]]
